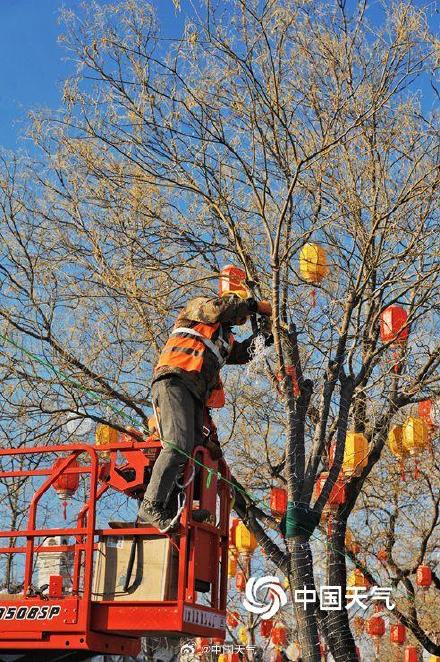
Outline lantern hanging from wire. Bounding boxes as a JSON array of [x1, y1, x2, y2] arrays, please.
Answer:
[[313, 472, 346, 520], [219, 265, 248, 299], [270, 487, 288, 518], [275, 365, 300, 398], [52, 457, 80, 520]]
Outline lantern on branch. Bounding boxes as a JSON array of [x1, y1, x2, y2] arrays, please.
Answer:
[[380, 305, 409, 373], [271, 624, 287, 647], [347, 569, 370, 589], [96, 423, 119, 458], [229, 517, 239, 552], [366, 615, 385, 654], [377, 548, 388, 563], [345, 528, 361, 555], [228, 552, 237, 578], [260, 618, 273, 639], [238, 626, 248, 645], [418, 399, 440, 429], [343, 432, 369, 477], [270, 487, 288, 518], [228, 654, 240, 662], [352, 616, 365, 636], [416, 564, 432, 589], [313, 472, 346, 516], [390, 623, 406, 646], [226, 611, 239, 628], [404, 647, 419, 662], [235, 571, 246, 593], [52, 457, 80, 520], [235, 522, 258, 557], [219, 265, 248, 299], [299, 243, 329, 305], [388, 424, 409, 479], [402, 417, 430, 478]]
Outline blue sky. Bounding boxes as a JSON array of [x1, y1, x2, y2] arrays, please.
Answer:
[[0, 0, 437, 151]]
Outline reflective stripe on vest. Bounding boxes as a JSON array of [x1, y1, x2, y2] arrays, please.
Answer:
[[155, 321, 229, 373]]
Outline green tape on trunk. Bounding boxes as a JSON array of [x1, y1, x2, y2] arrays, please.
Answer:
[[282, 502, 320, 539]]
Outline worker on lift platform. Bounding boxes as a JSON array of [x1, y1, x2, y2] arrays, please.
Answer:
[[136, 293, 273, 531]]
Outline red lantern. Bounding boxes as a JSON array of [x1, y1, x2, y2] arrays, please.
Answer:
[[313, 472, 346, 509], [366, 615, 385, 638], [276, 365, 300, 397], [377, 548, 388, 562], [269, 651, 283, 662], [404, 647, 419, 662], [355, 646, 361, 661], [380, 305, 409, 345], [226, 611, 239, 628], [418, 399, 439, 429], [52, 457, 80, 519], [236, 571, 246, 592], [271, 624, 287, 646], [260, 619, 273, 638], [228, 654, 240, 662], [229, 517, 239, 548], [416, 564, 432, 588], [270, 488, 288, 518], [390, 623, 406, 646]]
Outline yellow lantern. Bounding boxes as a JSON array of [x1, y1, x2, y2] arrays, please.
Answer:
[[228, 552, 237, 578], [388, 425, 407, 459], [218, 655, 228, 662], [347, 569, 370, 589], [95, 424, 118, 459], [402, 417, 429, 455], [235, 522, 258, 556], [238, 625, 249, 645], [429, 656, 440, 662], [343, 432, 369, 477], [299, 243, 329, 284], [283, 576, 290, 589]]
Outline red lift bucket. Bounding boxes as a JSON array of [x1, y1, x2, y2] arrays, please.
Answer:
[[0, 437, 231, 658]]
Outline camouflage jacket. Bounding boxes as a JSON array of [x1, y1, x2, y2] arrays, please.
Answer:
[[153, 295, 255, 402]]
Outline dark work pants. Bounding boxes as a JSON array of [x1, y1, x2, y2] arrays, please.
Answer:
[[140, 377, 204, 510]]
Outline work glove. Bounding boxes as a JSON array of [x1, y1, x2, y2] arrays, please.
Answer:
[[246, 298, 272, 316]]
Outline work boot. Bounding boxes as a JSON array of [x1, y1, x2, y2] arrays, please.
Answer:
[[137, 500, 177, 532]]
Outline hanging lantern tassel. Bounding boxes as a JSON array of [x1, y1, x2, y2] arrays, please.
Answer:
[[311, 288, 317, 307], [399, 460, 406, 482], [414, 459, 420, 480]]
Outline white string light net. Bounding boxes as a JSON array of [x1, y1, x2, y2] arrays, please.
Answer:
[[246, 334, 272, 379]]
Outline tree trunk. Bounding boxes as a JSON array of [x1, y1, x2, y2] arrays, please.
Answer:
[[288, 536, 320, 662], [324, 518, 358, 662]]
